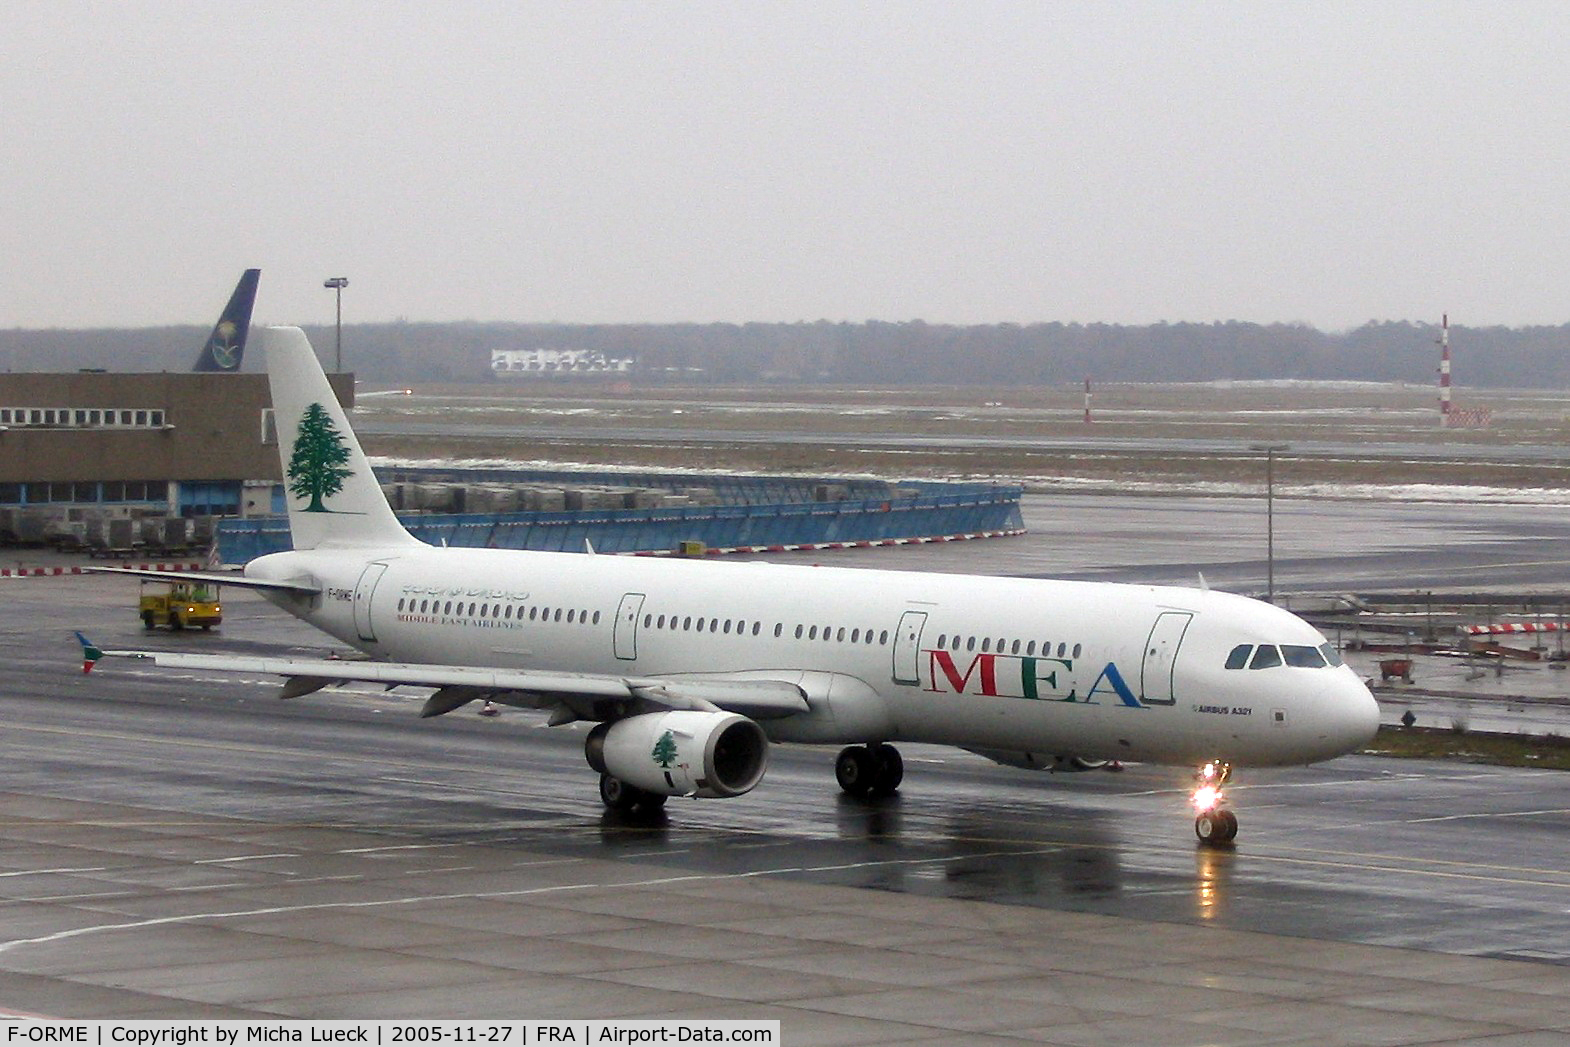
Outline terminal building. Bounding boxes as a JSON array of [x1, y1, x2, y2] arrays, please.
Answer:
[[0, 370, 353, 545]]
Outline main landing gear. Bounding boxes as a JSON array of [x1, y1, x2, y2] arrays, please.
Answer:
[[1191, 759, 1238, 844], [598, 773, 669, 815], [835, 743, 904, 798]]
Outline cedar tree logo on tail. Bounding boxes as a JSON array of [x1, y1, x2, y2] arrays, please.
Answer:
[[288, 402, 353, 512]]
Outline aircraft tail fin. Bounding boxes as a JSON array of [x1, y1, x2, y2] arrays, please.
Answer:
[[75, 632, 103, 674], [258, 326, 419, 552], [192, 269, 261, 372]]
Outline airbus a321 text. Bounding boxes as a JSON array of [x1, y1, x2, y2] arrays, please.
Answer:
[[80, 327, 1380, 843]]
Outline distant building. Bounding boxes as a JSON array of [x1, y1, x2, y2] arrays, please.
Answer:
[[491, 348, 634, 378], [0, 371, 353, 525]]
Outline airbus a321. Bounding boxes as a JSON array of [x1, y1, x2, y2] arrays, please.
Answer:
[[81, 327, 1380, 843]]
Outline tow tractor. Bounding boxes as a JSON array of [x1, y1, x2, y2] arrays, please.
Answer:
[[138, 579, 222, 631]]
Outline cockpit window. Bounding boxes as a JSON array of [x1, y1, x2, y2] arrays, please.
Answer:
[[1225, 644, 1252, 670], [1282, 644, 1327, 668], [1248, 645, 1282, 670], [1320, 642, 1343, 667]]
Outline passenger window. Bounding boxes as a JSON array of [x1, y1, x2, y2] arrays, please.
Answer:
[[808, 626, 818, 640], [1026, 641, 1036, 656], [1249, 645, 1283, 670], [1072, 644, 1082, 659], [879, 631, 889, 645], [1225, 645, 1252, 670], [1282, 645, 1326, 668], [967, 636, 977, 652], [836, 627, 846, 642]]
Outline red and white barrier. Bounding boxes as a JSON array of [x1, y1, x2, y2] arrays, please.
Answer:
[[0, 561, 205, 579], [1465, 621, 1568, 637], [627, 528, 1028, 557]]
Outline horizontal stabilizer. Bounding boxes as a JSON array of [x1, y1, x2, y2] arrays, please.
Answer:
[[84, 566, 320, 595]]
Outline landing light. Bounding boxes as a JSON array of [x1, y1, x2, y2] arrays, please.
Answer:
[[1191, 784, 1224, 813]]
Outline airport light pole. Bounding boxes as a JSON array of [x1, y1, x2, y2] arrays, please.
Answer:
[[323, 277, 348, 372], [1249, 443, 1290, 603]]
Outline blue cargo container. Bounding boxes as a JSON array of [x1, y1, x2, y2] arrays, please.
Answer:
[[217, 468, 1024, 565]]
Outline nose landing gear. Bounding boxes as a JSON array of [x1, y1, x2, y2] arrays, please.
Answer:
[[1192, 760, 1238, 844]]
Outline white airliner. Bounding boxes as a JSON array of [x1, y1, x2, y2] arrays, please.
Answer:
[[82, 327, 1380, 843]]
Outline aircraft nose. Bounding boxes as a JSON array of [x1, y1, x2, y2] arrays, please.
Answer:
[[1333, 675, 1381, 751]]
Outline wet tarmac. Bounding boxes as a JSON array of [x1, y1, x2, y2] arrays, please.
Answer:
[[7, 499, 1570, 1038]]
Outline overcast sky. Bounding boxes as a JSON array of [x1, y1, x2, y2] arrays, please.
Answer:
[[4, 2, 1567, 332]]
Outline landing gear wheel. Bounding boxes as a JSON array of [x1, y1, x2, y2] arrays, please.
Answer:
[[836, 743, 905, 797], [868, 743, 904, 797], [599, 773, 644, 812], [1195, 808, 1239, 844], [598, 773, 668, 814], [835, 746, 875, 796]]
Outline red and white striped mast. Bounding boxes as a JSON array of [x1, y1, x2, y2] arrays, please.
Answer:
[[1437, 313, 1451, 426]]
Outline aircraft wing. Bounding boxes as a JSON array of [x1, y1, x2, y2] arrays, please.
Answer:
[[77, 639, 810, 722], [82, 566, 320, 595]]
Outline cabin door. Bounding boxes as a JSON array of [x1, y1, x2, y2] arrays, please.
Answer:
[[892, 610, 928, 685], [614, 593, 646, 661], [353, 561, 390, 643], [1140, 611, 1193, 705]]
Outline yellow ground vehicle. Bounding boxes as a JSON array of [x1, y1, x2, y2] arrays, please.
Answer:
[[139, 580, 222, 630]]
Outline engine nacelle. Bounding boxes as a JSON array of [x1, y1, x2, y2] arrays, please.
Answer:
[[585, 710, 768, 798]]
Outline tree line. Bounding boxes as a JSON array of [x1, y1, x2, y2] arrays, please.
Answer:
[[3, 319, 1566, 387]]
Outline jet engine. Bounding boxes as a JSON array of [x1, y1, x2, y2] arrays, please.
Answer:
[[585, 710, 769, 798]]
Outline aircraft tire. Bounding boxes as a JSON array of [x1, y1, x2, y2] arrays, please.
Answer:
[[868, 743, 904, 796], [598, 773, 644, 812], [1195, 808, 1239, 844], [835, 746, 875, 796]]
